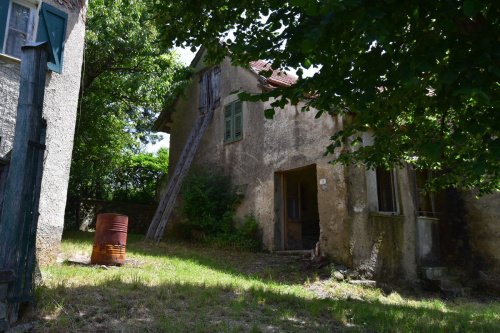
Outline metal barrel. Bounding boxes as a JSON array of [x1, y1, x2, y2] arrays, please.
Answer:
[[91, 213, 128, 265]]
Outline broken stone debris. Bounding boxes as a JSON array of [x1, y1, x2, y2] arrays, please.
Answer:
[[330, 263, 378, 286]]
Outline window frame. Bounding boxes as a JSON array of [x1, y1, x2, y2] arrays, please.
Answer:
[[1, 0, 39, 59], [375, 167, 400, 214], [414, 169, 438, 217], [223, 100, 243, 144]]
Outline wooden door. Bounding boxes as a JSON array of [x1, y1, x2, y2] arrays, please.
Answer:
[[284, 177, 302, 249]]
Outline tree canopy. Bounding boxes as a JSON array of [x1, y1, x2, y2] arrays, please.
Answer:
[[68, 0, 187, 202], [153, 0, 499, 194]]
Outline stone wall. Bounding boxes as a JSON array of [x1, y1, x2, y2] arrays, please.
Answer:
[[463, 192, 500, 274], [77, 199, 156, 235], [0, 59, 19, 158], [0, 0, 87, 264]]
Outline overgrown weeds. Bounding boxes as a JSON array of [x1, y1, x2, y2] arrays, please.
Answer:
[[176, 170, 262, 251]]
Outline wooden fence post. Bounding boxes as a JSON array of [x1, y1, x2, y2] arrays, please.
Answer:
[[0, 41, 49, 328]]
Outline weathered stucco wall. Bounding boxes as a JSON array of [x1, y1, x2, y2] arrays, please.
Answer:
[[338, 164, 418, 281], [0, 58, 19, 158], [463, 192, 500, 273], [166, 53, 497, 282], [167, 55, 422, 280], [0, 0, 86, 264], [169, 56, 337, 252], [316, 147, 351, 264], [36, 0, 86, 264]]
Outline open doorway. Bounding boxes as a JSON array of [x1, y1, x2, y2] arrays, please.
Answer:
[[278, 164, 320, 250]]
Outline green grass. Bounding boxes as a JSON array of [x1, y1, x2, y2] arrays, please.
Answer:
[[34, 231, 500, 332]]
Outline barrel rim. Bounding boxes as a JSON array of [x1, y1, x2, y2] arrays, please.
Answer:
[[97, 213, 128, 218]]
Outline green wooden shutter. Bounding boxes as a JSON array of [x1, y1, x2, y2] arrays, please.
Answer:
[[0, 0, 10, 52], [224, 106, 233, 141], [233, 101, 243, 140], [36, 3, 67, 73]]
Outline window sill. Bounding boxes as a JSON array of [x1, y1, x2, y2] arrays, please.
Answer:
[[0, 53, 21, 64], [416, 216, 439, 223], [224, 137, 243, 145], [369, 212, 404, 219]]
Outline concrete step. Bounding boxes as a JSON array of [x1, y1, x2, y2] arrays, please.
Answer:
[[273, 250, 313, 257], [420, 266, 471, 297]]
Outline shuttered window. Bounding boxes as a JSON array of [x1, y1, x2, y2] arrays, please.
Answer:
[[0, 0, 9, 48], [1, 1, 68, 73], [36, 3, 68, 73], [199, 66, 221, 114], [0, 0, 36, 59], [224, 100, 243, 143]]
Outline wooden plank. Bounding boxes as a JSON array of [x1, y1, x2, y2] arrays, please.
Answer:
[[153, 108, 214, 242], [0, 160, 9, 217], [0, 42, 49, 324], [145, 115, 204, 239], [146, 67, 220, 242]]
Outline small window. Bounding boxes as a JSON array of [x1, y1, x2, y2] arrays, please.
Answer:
[[376, 167, 398, 213], [224, 100, 243, 143], [2, 1, 36, 59]]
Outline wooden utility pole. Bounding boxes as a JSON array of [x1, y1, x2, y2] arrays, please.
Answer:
[[0, 42, 48, 328]]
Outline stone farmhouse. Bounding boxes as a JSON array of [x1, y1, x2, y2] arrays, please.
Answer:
[[154, 48, 499, 288], [0, 0, 86, 263]]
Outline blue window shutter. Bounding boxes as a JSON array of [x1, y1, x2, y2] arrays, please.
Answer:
[[0, 0, 10, 52], [233, 101, 243, 140], [36, 3, 67, 73], [224, 106, 233, 142]]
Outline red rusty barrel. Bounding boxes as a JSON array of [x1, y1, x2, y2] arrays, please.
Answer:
[[91, 213, 128, 265]]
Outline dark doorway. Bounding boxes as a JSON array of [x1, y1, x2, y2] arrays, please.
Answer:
[[280, 164, 320, 250]]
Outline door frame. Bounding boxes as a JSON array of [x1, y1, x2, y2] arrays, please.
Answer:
[[276, 164, 318, 250]]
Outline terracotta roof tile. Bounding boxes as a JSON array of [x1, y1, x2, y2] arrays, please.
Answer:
[[249, 60, 297, 88]]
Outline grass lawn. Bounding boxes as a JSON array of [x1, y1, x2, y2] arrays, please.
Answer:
[[33, 231, 500, 332]]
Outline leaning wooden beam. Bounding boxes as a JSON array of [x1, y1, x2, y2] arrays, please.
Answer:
[[0, 42, 48, 326], [146, 67, 220, 242]]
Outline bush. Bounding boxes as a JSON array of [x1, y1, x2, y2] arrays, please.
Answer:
[[182, 170, 239, 235], [180, 171, 262, 251], [203, 214, 261, 251]]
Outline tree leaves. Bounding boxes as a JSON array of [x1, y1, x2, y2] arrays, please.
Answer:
[[69, 0, 184, 200], [463, 0, 482, 17], [150, 0, 499, 194]]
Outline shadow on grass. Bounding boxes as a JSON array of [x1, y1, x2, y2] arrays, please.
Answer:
[[56, 231, 500, 332], [63, 230, 321, 286], [35, 277, 499, 333]]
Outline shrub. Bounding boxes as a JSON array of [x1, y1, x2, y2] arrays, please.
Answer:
[[182, 170, 239, 235], [237, 214, 261, 241], [180, 171, 262, 251]]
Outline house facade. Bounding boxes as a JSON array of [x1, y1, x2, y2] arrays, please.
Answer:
[[0, 0, 86, 263], [155, 49, 500, 284]]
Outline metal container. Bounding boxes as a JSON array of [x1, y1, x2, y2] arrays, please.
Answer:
[[91, 213, 128, 265]]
